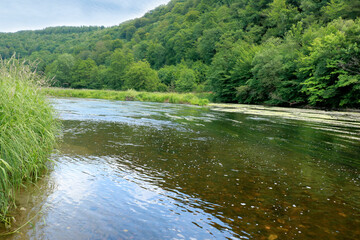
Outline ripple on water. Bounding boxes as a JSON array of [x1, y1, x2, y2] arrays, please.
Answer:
[[2, 98, 359, 240]]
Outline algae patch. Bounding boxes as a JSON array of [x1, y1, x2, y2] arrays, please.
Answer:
[[209, 103, 360, 129]]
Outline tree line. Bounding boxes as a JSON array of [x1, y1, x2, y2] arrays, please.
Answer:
[[0, 0, 359, 108]]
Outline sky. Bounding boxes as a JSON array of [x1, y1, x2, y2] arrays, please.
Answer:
[[0, 0, 171, 33]]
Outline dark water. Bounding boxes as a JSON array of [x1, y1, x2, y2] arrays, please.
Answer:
[[2, 98, 360, 240]]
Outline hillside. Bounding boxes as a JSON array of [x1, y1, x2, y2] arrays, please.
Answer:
[[0, 0, 359, 108]]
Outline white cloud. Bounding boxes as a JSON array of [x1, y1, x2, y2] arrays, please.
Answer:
[[0, 0, 170, 32]]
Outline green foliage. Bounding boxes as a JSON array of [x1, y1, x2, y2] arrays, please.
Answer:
[[0, 57, 59, 224], [46, 53, 75, 87], [231, 41, 261, 102], [191, 60, 209, 85], [264, 0, 299, 37], [146, 41, 166, 69], [158, 65, 178, 89], [158, 61, 208, 92], [322, 0, 360, 21], [197, 27, 223, 64], [0, 0, 359, 108], [71, 58, 98, 89], [300, 19, 360, 108], [107, 48, 134, 90], [239, 36, 304, 106], [209, 39, 254, 102], [124, 60, 162, 91], [175, 67, 197, 92]]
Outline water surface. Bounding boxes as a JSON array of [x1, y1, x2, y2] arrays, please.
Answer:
[[2, 98, 360, 239]]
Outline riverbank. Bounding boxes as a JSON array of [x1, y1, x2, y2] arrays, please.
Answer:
[[0, 58, 59, 226], [41, 88, 212, 106]]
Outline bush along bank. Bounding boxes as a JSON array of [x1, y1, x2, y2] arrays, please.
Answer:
[[41, 87, 212, 106], [0, 58, 60, 226]]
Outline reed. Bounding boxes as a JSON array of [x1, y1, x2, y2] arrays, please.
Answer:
[[0, 57, 60, 225], [41, 88, 212, 106]]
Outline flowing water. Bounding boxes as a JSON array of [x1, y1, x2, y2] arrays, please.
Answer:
[[2, 98, 360, 240]]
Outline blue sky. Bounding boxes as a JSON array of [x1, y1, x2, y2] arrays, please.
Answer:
[[0, 0, 170, 32]]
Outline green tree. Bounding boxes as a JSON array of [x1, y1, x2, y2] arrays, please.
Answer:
[[158, 65, 178, 90], [322, 0, 360, 22], [107, 49, 134, 89], [300, 19, 360, 108], [45, 53, 75, 87], [197, 28, 223, 64], [175, 67, 197, 92], [28, 50, 54, 72], [264, 0, 299, 38], [168, 29, 197, 63], [124, 60, 161, 91], [71, 58, 98, 89], [191, 61, 209, 85], [91, 40, 112, 65], [244, 37, 303, 105], [209, 38, 254, 102], [146, 41, 166, 69]]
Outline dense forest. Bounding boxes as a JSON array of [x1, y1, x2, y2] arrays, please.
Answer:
[[0, 0, 359, 108]]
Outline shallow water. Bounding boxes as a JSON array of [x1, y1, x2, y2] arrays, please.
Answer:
[[2, 98, 360, 239]]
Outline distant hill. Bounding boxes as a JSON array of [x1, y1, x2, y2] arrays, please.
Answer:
[[0, 0, 359, 108]]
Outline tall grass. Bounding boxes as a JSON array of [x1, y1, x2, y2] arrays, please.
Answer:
[[42, 88, 213, 106], [0, 57, 60, 225]]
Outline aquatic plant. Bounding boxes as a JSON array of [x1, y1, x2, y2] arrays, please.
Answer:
[[0, 57, 60, 225], [41, 88, 212, 106]]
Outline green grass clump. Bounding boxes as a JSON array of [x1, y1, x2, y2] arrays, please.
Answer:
[[41, 88, 212, 106], [0, 57, 60, 225]]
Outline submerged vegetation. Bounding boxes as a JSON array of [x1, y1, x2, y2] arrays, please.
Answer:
[[0, 58, 59, 225], [42, 88, 211, 106], [0, 0, 359, 109]]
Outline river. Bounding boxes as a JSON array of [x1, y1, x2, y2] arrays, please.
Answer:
[[2, 98, 360, 239]]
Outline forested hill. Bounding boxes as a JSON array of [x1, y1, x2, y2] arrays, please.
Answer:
[[0, 0, 359, 108]]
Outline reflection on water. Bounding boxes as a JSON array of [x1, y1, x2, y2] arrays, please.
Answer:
[[2, 98, 360, 239]]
